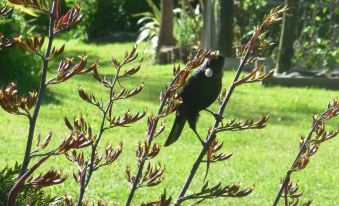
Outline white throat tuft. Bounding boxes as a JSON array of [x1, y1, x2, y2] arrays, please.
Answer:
[[205, 68, 213, 77]]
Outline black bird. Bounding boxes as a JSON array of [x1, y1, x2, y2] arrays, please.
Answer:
[[164, 55, 225, 147]]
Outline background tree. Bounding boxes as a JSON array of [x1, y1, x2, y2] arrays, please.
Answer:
[[217, 0, 234, 57], [292, 0, 338, 70], [200, 0, 216, 49], [276, 0, 300, 73], [200, 0, 234, 57], [156, 0, 174, 60]]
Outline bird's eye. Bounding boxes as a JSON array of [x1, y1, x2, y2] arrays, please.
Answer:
[[205, 68, 213, 77]]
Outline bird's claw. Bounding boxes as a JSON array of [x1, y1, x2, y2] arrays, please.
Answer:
[[198, 138, 207, 147], [204, 109, 224, 121]]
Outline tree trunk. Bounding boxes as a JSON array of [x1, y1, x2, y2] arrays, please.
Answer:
[[157, 0, 174, 61], [276, 0, 300, 73], [217, 0, 234, 57], [201, 0, 216, 49]]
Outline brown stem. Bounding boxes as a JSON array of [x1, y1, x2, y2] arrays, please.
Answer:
[[125, 70, 183, 206], [30, 150, 55, 158], [272, 116, 324, 206], [76, 67, 121, 204], [7, 152, 54, 205], [77, 162, 88, 206], [284, 181, 289, 206], [19, 1, 57, 177], [174, 51, 251, 205]]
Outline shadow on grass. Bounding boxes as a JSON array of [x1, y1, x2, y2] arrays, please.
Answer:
[[50, 48, 113, 70], [219, 107, 296, 127], [41, 88, 61, 105], [214, 98, 310, 126], [116, 74, 169, 105]]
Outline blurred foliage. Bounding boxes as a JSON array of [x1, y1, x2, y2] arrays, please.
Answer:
[[173, 5, 201, 47], [5, 0, 333, 70], [0, 14, 40, 93], [81, 0, 124, 40], [135, 0, 202, 58], [234, 0, 280, 57], [134, 0, 160, 55], [293, 0, 339, 70], [2, 0, 47, 35], [0, 163, 62, 206], [233, 0, 338, 70], [79, 0, 159, 40]]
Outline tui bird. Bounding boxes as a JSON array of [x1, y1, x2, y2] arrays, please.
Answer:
[[164, 55, 225, 147]]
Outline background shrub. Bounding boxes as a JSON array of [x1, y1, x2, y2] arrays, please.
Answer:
[[292, 0, 339, 70], [80, 0, 159, 40], [0, 16, 40, 93], [173, 6, 201, 47], [0, 163, 61, 206]]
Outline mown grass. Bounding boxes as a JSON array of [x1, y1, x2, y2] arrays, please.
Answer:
[[0, 39, 338, 206]]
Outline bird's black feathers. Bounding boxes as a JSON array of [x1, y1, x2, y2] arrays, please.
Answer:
[[164, 55, 225, 147], [164, 111, 187, 146]]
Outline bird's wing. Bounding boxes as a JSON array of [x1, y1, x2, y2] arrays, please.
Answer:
[[180, 68, 205, 97], [164, 111, 187, 146]]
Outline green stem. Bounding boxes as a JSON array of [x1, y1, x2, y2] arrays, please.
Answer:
[[272, 116, 323, 206], [125, 69, 183, 206], [19, 1, 56, 177], [76, 67, 121, 205]]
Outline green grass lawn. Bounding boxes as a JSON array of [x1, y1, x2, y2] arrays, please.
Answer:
[[0, 39, 338, 206]]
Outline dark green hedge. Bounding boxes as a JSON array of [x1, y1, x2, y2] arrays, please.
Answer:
[[81, 0, 159, 40], [0, 18, 40, 93]]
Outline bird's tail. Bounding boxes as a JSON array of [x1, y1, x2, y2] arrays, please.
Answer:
[[164, 114, 186, 147]]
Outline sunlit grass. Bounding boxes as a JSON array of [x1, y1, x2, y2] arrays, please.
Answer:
[[0, 39, 338, 205]]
